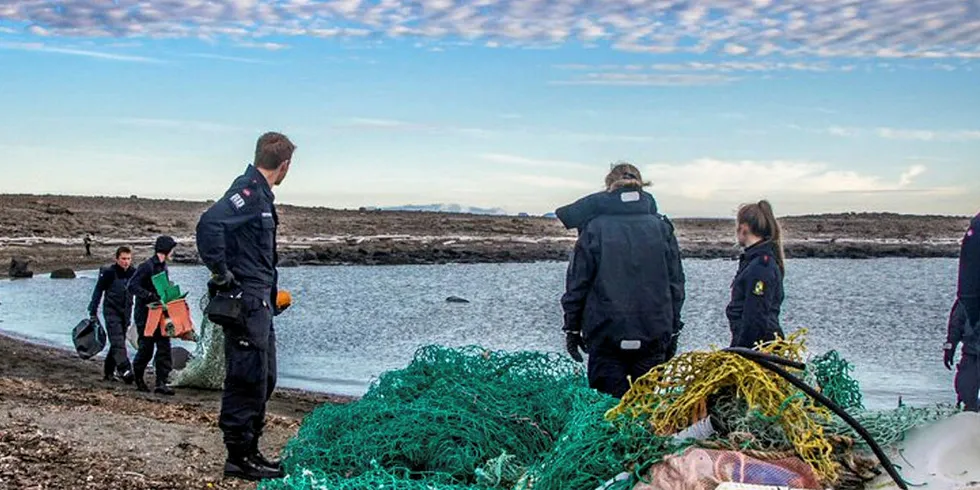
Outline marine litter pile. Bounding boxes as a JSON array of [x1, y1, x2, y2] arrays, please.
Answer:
[[246, 331, 957, 490]]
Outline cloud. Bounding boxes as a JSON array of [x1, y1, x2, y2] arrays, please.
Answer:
[[4, 0, 978, 59], [876, 127, 980, 142], [236, 41, 290, 50], [335, 117, 496, 137], [549, 60, 906, 85], [478, 153, 593, 170], [899, 165, 927, 186], [498, 174, 595, 190], [0, 42, 165, 63], [114, 117, 248, 133], [645, 159, 949, 200], [188, 53, 268, 63], [551, 73, 739, 87], [809, 125, 980, 142]]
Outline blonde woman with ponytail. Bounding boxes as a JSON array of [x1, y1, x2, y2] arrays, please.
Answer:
[[726, 200, 786, 349]]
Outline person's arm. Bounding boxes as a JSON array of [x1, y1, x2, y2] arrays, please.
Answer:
[[196, 188, 263, 278], [560, 229, 598, 333], [128, 262, 158, 303], [663, 216, 686, 334], [957, 217, 980, 327], [87, 267, 111, 316], [731, 264, 776, 348]]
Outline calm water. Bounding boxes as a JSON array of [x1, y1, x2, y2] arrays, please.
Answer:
[[0, 259, 960, 410]]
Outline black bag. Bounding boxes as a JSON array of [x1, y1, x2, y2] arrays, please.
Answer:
[[72, 317, 107, 360], [205, 289, 245, 329]]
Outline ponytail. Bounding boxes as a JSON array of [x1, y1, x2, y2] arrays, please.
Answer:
[[737, 199, 786, 275], [605, 162, 650, 191]]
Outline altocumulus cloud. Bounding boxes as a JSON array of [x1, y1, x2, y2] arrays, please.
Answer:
[[0, 0, 978, 59]]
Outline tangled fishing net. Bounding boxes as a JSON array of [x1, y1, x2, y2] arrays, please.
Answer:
[[251, 332, 955, 490], [171, 293, 226, 389]]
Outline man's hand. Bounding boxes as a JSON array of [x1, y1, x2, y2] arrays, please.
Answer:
[[944, 342, 957, 371], [565, 331, 586, 363], [209, 270, 237, 291]]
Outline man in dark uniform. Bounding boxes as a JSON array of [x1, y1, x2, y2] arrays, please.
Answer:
[[195, 132, 295, 481], [88, 246, 136, 383], [128, 236, 178, 395], [945, 212, 980, 411], [557, 163, 685, 399]]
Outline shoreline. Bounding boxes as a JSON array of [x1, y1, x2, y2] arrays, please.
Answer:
[[1, 237, 964, 278], [0, 330, 352, 489], [0, 194, 971, 277]]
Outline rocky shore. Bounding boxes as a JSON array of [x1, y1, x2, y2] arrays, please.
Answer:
[[0, 194, 970, 277]]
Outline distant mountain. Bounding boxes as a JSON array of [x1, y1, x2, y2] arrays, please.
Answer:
[[381, 203, 509, 216]]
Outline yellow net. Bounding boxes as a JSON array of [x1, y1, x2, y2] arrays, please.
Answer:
[[604, 330, 839, 483]]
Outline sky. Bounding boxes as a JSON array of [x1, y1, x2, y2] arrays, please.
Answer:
[[0, 0, 978, 218]]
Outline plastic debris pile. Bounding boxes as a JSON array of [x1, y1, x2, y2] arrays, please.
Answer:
[[251, 332, 956, 490]]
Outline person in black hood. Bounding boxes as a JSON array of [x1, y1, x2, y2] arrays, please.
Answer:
[[945, 212, 980, 411], [726, 200, 786, 349], [558, 163, 686, 399], [128, 235, 178, 395], [88, 246, 136, 383]]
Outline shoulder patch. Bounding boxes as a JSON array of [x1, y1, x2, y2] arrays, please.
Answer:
[[968, 228, 974, 239], [242, 188, 252, 197], [229, 193, 246, 209], [753, 280, 765, 296], [621, 191, 640, 203]]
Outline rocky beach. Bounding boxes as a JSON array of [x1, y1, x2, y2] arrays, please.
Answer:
[[0, 194, 971, 277]]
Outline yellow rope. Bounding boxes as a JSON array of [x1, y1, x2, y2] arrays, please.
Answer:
[[604, 330, 839, 483]]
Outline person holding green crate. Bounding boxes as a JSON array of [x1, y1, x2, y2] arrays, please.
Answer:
[[128, 235, 178, 395]]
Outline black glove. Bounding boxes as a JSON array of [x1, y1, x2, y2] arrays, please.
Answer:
[[565, 331, 586, 363], [944, 342, 957, 371], [209, 269, 237, 291]]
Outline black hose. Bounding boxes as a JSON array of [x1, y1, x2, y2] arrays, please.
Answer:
[[727, 352, 908, 490], [724, 347, 807, 370]]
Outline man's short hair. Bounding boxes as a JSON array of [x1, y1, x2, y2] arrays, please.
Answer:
[[254, 132, 296, 170], [115, 246, 132, 258]]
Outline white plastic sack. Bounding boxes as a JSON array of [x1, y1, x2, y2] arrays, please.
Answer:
[[872, 411, 980, 490]]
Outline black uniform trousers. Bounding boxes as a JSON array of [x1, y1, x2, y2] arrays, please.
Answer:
[[587, 348, 666, 399], [102, 310, 133, 378], [219, 291, 278, 451], [133, 329, 173, 387], [956, 353, 980, 412]]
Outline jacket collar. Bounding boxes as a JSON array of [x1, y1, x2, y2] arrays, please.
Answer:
[[245, 164, 275, 202]]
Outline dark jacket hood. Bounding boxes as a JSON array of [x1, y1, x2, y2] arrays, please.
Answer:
[[555, 188, 659, 231]]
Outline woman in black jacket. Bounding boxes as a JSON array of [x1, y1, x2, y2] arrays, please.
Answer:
[[726, 200, 786, 349], [557, 163, 686, 398]]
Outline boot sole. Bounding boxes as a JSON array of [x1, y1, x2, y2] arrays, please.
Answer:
[[223, 468, 283, 481]]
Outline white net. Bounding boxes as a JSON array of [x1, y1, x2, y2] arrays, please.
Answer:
[[171, 293, 226, 389]]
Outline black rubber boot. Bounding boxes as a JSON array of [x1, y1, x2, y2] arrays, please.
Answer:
[[224, 446, 284, 481], [249, 440, 281, 471], [134, 374, 150, 393], [155, 385, 175, 396], [120, 369, 135, 385]]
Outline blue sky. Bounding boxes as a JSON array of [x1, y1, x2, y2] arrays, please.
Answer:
[[0, 0, 978, 217]]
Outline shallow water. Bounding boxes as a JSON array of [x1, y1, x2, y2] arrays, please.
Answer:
[[0, 258, 960, 410]]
